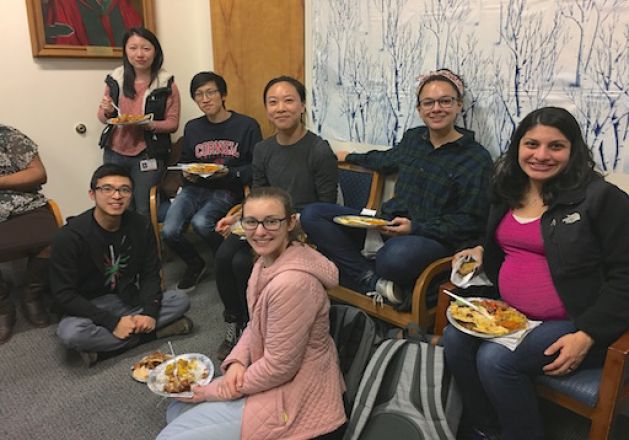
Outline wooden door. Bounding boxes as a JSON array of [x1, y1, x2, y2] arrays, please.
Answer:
[[210, 0, 305, 137]]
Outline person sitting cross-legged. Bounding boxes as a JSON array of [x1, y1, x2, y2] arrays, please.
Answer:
[[51, 164, 192, 367], [300, 69, 493, 305]]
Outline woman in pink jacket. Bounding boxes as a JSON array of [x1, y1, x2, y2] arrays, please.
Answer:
[[157, 186, 346, 440]]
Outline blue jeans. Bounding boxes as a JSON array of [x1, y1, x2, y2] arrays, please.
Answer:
[[103, 149, 163, 216], [56, 290, 190, 352], [300, 202, 451, 292], [156, 398, 245, 440], [442, 321, 606, 439], [161, 186, 239, 263]]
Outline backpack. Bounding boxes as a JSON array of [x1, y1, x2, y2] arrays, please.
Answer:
[[329, 305, 382, 413], [343, 333, 462, 440]]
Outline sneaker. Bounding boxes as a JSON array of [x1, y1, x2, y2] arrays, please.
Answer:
[[156, 316, 194, 339], [79, 351, 98, 368], [216, 321, 243, 362], [177, 264, 207, 290], [375, 278, 403, 304]]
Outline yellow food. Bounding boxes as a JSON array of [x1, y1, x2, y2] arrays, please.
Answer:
[[110, 114, 146, 124], [131, 351, 172, 381], [163, 358, 209, 394], [450, 299, 527, 336], [186, 163, 223, 174], [338, 216, 389, 226], [457, 261, 477, 276]]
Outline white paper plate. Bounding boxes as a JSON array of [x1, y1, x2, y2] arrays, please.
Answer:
[[446, 297, 527, 339], [333, 215, 391, 229], [147, 353, 214, 398], [106, 114, 153, 126]]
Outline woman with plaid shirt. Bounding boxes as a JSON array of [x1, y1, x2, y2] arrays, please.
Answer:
[[300, 69, 493, 305]]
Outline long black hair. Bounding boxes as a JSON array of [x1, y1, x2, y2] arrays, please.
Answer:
[[493, 107, 599, 208], [121, 27, 164, 99]]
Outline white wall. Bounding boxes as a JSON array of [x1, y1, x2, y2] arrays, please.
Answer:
[[0, 0, 212, 217]]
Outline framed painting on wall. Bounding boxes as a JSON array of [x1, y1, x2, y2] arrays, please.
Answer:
[[25, 0, 156, 58]]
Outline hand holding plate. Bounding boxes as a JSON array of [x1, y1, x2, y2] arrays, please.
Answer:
[[381, 216, 411, 235]]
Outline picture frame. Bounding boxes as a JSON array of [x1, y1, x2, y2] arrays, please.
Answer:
[[25, 0, 156, 58]]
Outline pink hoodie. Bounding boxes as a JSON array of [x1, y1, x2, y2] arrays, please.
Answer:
[[205, 243, 346, 439]]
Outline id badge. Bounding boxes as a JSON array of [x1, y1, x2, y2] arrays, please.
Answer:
[[139, 158, 158, 172]]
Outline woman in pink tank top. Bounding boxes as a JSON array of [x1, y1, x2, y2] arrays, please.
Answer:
[[442, 107, 629, 440]]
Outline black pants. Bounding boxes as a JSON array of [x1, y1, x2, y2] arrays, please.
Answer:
[[214, 234, 253, 324]]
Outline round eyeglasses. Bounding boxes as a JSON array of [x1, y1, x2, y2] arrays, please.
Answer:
[[241, 217, 289, 231], [94, 185, 133, 196], [418, 96, 459, 110]]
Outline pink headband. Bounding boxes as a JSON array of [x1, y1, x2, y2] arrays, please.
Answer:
[[416, 70, 464, 97]]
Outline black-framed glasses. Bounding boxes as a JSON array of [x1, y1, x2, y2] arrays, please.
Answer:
[[95, 185, 133, 196], [194, 89, 220, 100], [241, 216, 289, 231], [418, 96, 459, 110]]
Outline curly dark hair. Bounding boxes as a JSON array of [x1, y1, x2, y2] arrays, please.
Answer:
[[492, 107, 599, 208]]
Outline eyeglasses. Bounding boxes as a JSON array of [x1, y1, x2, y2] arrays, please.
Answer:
[[94, 185, 133, 196], [418, 96, 459, 110], [194, 89, 220, 100], [241, 216, 289, 231]]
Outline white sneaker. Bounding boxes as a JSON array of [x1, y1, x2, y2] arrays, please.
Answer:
[[375, 278, 403, 305]]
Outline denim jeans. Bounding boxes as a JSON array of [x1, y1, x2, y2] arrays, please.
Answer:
[[157, 398, 244, 440], [300, 202, 451, 292], [442, 321, 606, 439], [56, 290, 190, 352], [162, 186, 239, 263], [103, 149, 163, 216]]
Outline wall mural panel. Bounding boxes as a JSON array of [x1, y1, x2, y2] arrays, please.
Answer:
[[310, 0, 628, 173]]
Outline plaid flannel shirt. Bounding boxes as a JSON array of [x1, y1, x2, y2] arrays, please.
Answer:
[[346, 126, 493, 249]]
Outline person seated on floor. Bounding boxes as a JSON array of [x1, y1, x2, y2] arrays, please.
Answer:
[[0, 124, 58, 344], [300, 68, 493, 305], [156, 186, 346, 440], [50, 164, 193, 367], [161, 71, 262, 291], [442, 107, 629, 440], [211, 75, 338, 360]]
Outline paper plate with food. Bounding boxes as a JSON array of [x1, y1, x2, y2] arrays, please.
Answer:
[[147, 353, 214, 398], [333, 215, 391, 228], [131, 351, 173, 383], [446, 298, 528, 338], [180, 163, 227, 178], [107, 113, 153, 125]]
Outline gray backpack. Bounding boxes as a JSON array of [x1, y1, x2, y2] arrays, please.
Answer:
[[343, 337, 462, 440]]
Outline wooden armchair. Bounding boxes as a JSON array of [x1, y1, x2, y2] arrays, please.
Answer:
[[46, 199, 64, 227], [434, 282, 629, 439], [326, 162, 452, 329]]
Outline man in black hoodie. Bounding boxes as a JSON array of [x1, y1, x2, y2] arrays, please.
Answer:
[[50, 164, 192, 366]]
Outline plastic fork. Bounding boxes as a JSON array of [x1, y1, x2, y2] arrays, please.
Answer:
[[443, 289, 493, 319]]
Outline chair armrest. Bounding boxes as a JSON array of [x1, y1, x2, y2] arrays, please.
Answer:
[[149, 185, 161, 256], [434, 281, 456, 335], [410, 257, 452, 329], [227, 203, 242, 218], [46, 199, 64, 227]]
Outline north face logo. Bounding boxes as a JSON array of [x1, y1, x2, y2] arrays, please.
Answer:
[[562, 212, 581, 224]]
